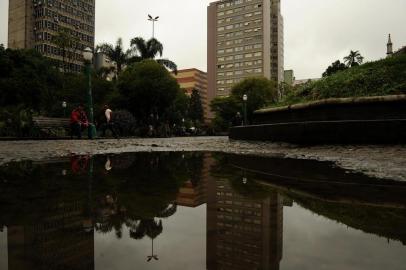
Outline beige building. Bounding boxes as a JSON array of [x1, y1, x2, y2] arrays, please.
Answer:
[[207, 0, 284, 98], [8, 0, 95, 73], [174, 68, 212, 122]]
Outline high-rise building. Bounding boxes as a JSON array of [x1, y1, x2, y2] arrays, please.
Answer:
[[207, 0, 284, 98], [174, 68, 212, 122], [8, 0, 96, 73]]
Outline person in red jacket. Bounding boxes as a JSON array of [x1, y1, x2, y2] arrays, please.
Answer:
[[70, 104, 88, 139]]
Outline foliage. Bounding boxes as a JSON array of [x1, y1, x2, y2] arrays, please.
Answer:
[[129, 37, 177, 74], [344, 50, 364, 67], [117, 60, 186, 126], [210, 77, 278, 130], [96, 38, 132, 74], [278, 54, 406, 106], [188, 89, 204, 125], [322, 60, 348, 77]]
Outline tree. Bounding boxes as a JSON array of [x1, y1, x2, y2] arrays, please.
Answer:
[[96, 38, 132, 74], [188, 89, 204, 125], [117, 60, 183, 125], [231, 77, 278, 124], [322, 60, 348, 77], [344, 50, 364, 67], [129, 37, 177, 74]]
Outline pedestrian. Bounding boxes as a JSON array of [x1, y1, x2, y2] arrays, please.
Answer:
[[70, 104, 88, 139], [232, 112, 243, 126], [102, 105, 119, 138]]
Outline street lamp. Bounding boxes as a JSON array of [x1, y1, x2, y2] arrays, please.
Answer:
[[62, 101, 67, 117], [148, 14, 159, 38], [83, 47, 97, 139], [243, 94, 248, 126]]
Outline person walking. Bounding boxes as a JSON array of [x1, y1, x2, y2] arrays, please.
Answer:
[[70, 104, 88, 139], [102, 105, 119, 138]]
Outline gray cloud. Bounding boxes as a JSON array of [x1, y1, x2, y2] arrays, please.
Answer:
[[0, 0, 405, 79]]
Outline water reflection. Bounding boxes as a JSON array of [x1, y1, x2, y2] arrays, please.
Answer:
[[0, 152, 405, 269]]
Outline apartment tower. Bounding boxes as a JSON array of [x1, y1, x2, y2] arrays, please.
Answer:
[[208, 0, 284, 98], [8, 0, 95, 72]]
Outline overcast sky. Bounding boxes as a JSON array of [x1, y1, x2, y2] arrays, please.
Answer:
[[0, 0, 405, 79]]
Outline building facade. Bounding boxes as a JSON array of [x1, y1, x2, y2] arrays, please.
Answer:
[[174, 68, 212, 122], [207, 0, 284, 98], [8, 0, 95, 73]]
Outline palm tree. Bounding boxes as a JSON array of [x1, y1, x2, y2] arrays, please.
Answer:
[[344, 50, 364, 67], [96, 38, 132, 74], [129, 37, 177, 74]]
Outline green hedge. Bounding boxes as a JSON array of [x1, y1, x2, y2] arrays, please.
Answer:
[[282, 54, 406, 105]]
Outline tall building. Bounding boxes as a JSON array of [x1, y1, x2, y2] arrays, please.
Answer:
[[207, 0, 284, 98], [8, 0, 96, 73], [174, 68, 212, 122]]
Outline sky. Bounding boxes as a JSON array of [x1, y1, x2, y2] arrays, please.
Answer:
[[0, 0, 405, 79]]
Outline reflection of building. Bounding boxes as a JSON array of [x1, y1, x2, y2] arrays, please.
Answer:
[[207, 0, 284, 98], [8, 0, 96, 73], [207, 175, 283, 270], [176, 154, 214, 208], [173, 69, 211, 122], [7, 200, 94, 270]]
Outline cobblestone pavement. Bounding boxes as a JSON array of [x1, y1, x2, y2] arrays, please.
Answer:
[[0, 136, 405, 181]]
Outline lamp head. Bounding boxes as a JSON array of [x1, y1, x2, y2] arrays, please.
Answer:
[[243, 94, 248, 101], [83, 47, 93, 62]]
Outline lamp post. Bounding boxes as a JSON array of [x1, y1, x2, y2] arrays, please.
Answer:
[[62, 101, 67, 117], [148, 14, 159, 38], [243, 94, 248, 126], [83, 47, 97, 139]]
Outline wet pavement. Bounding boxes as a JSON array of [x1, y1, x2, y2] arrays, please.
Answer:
[[0, 136, 405, 181]]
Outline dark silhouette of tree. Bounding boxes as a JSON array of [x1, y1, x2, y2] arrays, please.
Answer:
[[344, 50, 364, 67], [188, 89, 204, 125], [96, 38, 132, 74], [322, 60, 348, 77], [129, 37, 177, 74]]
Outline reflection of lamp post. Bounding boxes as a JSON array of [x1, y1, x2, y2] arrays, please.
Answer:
[[147, 238, 159, 262], [62, 101, 67, 117], [243, 94, 248, 126], [83, 47, 97, 139], [148, 14, 159, 38]]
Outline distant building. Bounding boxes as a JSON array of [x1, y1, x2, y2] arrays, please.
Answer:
[[293, 78, 320, 86], [207, 0, 284, 98], [8, 0, 96, 73], [386, 34, 406, 57], [173, 68, 212, 122], [94, 52, 117, 81], [284, 70, 295, 85]]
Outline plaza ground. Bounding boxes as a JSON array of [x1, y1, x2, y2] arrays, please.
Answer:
[[0, 136, 405, 181]]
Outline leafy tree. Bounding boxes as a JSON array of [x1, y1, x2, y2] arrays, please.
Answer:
[[322, 60, 348, 77], [344, 50, 364, 67], [96, 38, 132, 74], [117, 60, 184, 125], [129, 37, 177, 74], [231, 77, 278, 123], [188, 89, 204, 125]]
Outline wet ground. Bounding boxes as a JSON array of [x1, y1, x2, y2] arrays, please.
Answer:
[[0, 152, 405, 270], [0, 136, 405, 181]]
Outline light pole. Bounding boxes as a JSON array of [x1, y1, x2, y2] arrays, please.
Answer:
[[83, 47, 97, 139], [148, 14, 159, 38], [62, 101, 67, 117], [243, 94, 248, 126]]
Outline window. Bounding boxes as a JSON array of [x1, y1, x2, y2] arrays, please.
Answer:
[[235, 46, 243, 52], [217, 49, 225, 54], [235, 54, 243, 60], [225, 55, 233, 61], [218, 57, 225, 62], [226, 71, 233, 76], [225, 48, 233, 53], [254, 51, 262, 57], [245, 53, 253, 58]]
